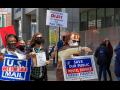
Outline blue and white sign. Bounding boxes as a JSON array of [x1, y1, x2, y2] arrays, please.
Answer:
[[0, 54, 31, 81], [46, 10, 68, 28], [62, 55, 98, 81]]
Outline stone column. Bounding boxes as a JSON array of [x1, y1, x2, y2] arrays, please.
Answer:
[[11, 8, 19, 37], [36, 8, 49, 49], [21, 8, 31, 46], [61, 8, 80, 34]]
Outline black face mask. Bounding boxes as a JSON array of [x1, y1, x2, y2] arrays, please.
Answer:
[[19, 45, 25, 51], [35, 38, 42, 45], [7, 43, 17, 49], [63, 36, 67, 41]]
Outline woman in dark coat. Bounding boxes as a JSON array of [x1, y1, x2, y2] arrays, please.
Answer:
[[26, 32, 50, 81]]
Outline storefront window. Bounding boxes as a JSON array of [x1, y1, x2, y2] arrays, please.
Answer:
[[115, 8, 120, 26], [97, 8, 104, 29], [88, 9, 96, 30], [80, 12, 87, 31], [106, 8, 114, 27]]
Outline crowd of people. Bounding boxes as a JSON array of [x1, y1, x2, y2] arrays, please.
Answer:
[[0, 30, 119, 81]]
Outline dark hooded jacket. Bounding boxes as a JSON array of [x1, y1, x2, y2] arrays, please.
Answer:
[[94, 43, 112, 65], [114, 44, 120, 77]]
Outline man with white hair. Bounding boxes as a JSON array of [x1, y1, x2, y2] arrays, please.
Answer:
[[49, 30, 69, 79]]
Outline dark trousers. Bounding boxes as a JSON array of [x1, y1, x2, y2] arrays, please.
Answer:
[[98, 65, 108, 81], [106, 61, 112, 79], [30, 76, 44, 81]]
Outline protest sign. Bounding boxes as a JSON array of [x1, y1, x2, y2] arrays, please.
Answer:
[[0, 25, 19, 47], [36, 52, 46, 67], [0, 54, 31, 81], [62, 55, 98, 81], [46, 10, 68, 27], [46, 10, 68, 63]]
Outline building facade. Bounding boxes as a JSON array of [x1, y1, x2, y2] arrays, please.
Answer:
[[6, 12, 11, 27], [11, 8, 120, 66]]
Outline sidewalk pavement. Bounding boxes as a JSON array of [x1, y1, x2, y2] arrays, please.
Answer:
[[47, 58, 118, 81]]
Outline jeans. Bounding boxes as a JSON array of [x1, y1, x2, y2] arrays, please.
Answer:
[[117, 77, 120, 81], [98, 65, 108, 81]]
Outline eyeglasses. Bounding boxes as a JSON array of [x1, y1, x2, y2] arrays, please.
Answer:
[[70, 39, 80, 43], [36, 37, 43, 39]]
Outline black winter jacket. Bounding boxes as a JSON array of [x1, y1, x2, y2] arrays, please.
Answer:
[[94, 43, 113, 65]]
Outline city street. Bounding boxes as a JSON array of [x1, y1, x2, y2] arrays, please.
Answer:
[[47, 57, 118, 81]]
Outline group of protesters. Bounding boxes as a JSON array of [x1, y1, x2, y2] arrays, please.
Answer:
[[0, 30, 120, 81]]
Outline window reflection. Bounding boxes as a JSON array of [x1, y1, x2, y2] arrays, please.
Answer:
[[88, 9, 96, 30], [81, 12, 87, 31], [97, 8, 104, 29], [106, 8, 114, 27]]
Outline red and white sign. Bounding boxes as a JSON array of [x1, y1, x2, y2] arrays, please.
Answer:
[[46, 10, 68, 28], [0, 8, 8, 15]]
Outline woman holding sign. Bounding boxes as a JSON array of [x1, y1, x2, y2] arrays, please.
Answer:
[[0, 34, 31, 61], [26, 32, 50, 81], [56, 32, 92, 81]]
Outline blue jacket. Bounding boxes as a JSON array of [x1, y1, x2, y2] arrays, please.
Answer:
[[50, 40, 65, 68], [114, 44, 120, 77]]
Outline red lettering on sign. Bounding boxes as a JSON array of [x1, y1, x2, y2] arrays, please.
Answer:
[[67, 66, 93, 74], [2, 66, 28, 72], [51, 14, 63, 19]]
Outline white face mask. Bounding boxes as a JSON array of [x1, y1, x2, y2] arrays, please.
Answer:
[[69, 42, 78, 46]]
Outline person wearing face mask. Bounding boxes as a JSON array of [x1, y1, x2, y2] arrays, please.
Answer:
[[26, 33, 50, 81], [56, 32, 92, 81], [16, 39, 26, 53], [0, 34, 31, 64], [49, 31, 69, 80]]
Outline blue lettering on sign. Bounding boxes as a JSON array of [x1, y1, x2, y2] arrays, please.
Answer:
[[65, 58, 92, 69], [15, 8, 21, 13]]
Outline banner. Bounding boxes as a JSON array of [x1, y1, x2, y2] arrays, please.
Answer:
[[46, 10, 68, 27], [0, 25, 19, 47], [0, 54, 31, 81], [62, 55, 98, 81]]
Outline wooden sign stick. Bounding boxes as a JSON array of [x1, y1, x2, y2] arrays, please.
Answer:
[[55, 26, 58, 63]]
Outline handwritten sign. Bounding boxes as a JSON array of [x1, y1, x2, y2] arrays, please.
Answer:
[[62, 55, 98, 81], [0, 54, 31, 81], [46, 10, 68, 27], [36, 52, 46, 67]]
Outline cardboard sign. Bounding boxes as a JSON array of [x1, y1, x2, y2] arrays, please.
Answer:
[[46, 10, 68, 27], [0, 25, 19, 47], [0, 54, 31, 81], [62, 55, 98, 81]]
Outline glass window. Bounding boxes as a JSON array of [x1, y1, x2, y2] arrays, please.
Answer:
[[106, 8, 114, 27], [80, 12, 87, 31], [88, 10, 96, 30], [97, 8, 105, 29], [115, 8, 120, 26]]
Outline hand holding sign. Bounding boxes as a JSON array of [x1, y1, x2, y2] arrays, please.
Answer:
[[0, 53, 5, 62]]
